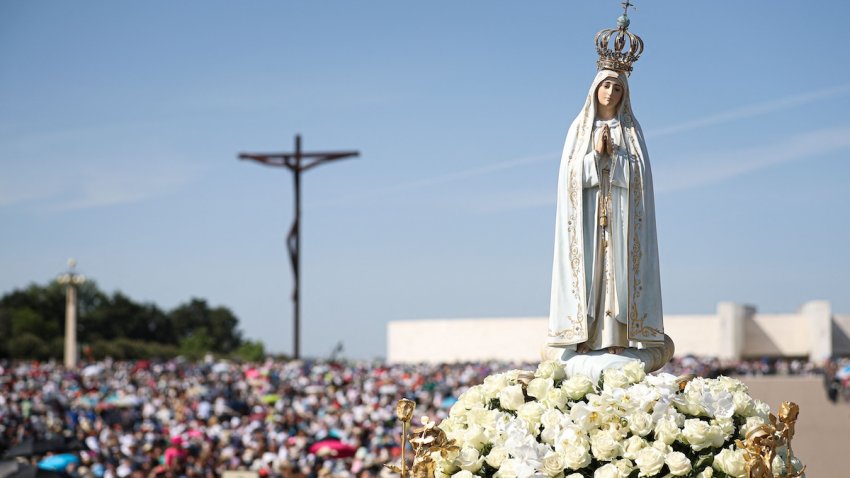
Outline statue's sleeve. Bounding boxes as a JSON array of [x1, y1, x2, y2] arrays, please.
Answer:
[[582, 150, 599, 187]]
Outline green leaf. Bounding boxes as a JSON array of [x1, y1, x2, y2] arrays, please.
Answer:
[[693, 452, 714, 470]]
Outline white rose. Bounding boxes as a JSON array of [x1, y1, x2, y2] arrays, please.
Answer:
[[517, 401, 546, 433], [714, 376, 746, 393], [651, 441, 673, 456], [602, 369, 629, 391], [706, 424, 727, 448], [439, 458, 459, 476], [544, 387, 569, 410], [732, 391, 754, 416], [456, 448, 484, 473], [439, 416, 457, 433], [449, 403, 468, 419], [499, 385, 526, 411], [712, 417, 735, 437], [483, 374, 511, 398], [444, 426, 464, 445], [634, 447, 665, 477], [665, 451, 692, 476], [485, 446, 509, 469], [739, 416, 767, 438], [527, 378, 554, 400], [752, 400, 771, 420], [565, 475, 583, 478], [590, 430, 623, 462], [593, 463, 620, 478], [451, 471, 474, 478], [493, 458, 519, 478], [462, 425, 487, 449], [682, 419, 714, 451], [712, 448, 747, 478], [555, 426, 590, 459], [459, 387, 486, 408], [674, 390, 704, 416], [541, 409, 567, 430], [622, 436, 647, 460], [622, 360, 646, 384], [694, 466, 713, 478], [562, 375, 594, 401], [614, 458, 634, 477], [541, 426, 559, 446], [466, 407, 496, 430], [627, 412, 654, 437], [537, 360, 566, 381], [561, 443, 592, 470], [541, 451, 566, 477], [653, 416, 680, 445]]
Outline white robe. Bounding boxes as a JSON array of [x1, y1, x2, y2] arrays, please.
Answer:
[[547, 69, 665, 349], [583, 118, 629, 349]]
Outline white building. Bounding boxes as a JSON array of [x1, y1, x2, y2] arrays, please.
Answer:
[[387, 301, 850, 363]]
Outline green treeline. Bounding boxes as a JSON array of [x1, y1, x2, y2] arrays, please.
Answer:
[[0, 280, 265, 361]]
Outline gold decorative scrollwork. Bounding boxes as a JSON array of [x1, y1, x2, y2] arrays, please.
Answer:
[[386, 400, 459, 478], [735, 401, 805, 478]]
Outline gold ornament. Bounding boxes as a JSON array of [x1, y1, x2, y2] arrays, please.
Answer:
[[396, 398, 415, 423], [385, 400, 459, 478], [735, 401, 805, 478]]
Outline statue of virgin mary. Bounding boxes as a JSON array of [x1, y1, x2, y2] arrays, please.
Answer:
[[545, 13, 673, 373]]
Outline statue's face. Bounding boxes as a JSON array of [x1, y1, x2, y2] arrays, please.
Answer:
[[596, 79, 624, 109]]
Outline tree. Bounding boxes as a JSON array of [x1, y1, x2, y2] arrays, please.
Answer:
[[82, 292, 171, 343], [0, 280, 108, 356], [0, 279, 254, 360], [8, 333, 49, 360], [233, 339, 266, 362], [179, 329, 215, 361], [10, 307, 59, 338], [169, 298, 243, 353]]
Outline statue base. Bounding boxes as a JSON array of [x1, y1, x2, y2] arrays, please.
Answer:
[[540, 333, 675, 382]]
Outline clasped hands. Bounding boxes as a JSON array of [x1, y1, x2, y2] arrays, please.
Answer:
[[594, 123, 616, 156]]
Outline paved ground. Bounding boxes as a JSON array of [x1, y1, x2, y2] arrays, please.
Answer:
[[738, 376, 849, 478]]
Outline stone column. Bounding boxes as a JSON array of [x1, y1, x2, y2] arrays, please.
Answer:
[[716, 302, 753, 361], [801, 300, 832, 361], [58, 259, 85, 369], [64, 284, 77, 368]]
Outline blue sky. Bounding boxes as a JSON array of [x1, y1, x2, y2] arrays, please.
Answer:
[[2, 1, 849, 359]]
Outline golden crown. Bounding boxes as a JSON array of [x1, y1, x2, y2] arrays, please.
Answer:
[[595, 1, 644, 74]]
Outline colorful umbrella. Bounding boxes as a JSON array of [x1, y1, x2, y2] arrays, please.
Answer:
[[37, 454, 79, 471], [308, 440, 357, 458]]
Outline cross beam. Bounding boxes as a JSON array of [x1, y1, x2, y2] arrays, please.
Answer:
[[239, 134, 359, 359]]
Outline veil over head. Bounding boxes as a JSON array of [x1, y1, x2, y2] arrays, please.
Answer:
[[547, 69, 664, 347]]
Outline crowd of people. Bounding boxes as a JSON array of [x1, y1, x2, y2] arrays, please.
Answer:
[[659, 355, 820, 378], [0, 355, 843, 478], [823, 356, 850, 403]]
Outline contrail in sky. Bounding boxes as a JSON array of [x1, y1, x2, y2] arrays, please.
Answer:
[[646, 83, 850, 138], [326, 83, 850, 205], [655, 124, 850, 193]]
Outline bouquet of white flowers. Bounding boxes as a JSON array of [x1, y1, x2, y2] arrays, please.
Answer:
[[434, 361, 805, 478]]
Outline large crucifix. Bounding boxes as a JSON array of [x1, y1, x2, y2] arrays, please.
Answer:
[[240, 134, 359, 359]]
